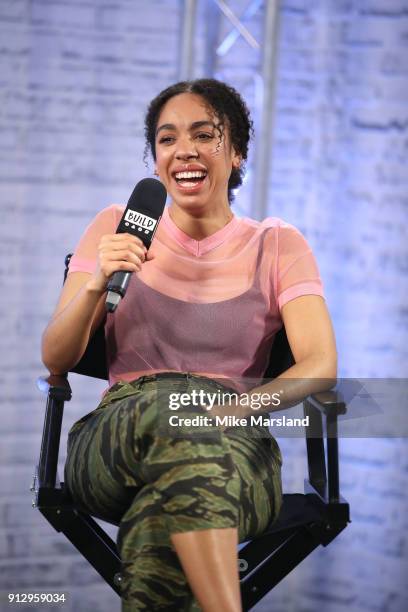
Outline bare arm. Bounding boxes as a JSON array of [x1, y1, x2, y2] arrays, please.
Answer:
[[41, 273, 107, 375], [213, 295, 337, 418], [248, 294, 337, 412], [41, 233, 149, 374]]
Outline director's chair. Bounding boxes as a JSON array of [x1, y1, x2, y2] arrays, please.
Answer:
[[33, 254, 350, 610]]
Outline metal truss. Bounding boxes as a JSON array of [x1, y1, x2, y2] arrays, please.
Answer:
[[178, 0, 281, 220]]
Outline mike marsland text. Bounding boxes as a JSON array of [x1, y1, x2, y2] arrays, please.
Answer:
[[168, 415, 310, 428]]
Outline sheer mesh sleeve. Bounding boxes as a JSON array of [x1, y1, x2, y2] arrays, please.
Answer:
[[276, 222, 324, 311], [68, 205, 123, 275]]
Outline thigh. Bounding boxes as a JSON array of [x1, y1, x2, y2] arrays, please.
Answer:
[[64, 374, 283, 536], [227, 432, 283, 543], [64, 387, 148, 523], [63, 377, 237, 525]]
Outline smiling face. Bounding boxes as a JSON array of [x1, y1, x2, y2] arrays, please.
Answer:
[[154, 93, 241, 212]]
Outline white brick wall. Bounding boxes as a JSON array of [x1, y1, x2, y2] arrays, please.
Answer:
[[0, 1, 407, 610]]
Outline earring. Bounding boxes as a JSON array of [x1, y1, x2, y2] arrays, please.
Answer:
[[154, 169, 159, 176]]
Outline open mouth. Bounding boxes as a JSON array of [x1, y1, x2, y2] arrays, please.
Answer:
[[173, 170, 208, 188]]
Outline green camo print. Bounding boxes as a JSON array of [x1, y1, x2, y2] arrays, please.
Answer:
[[64, 374, 283, 611]]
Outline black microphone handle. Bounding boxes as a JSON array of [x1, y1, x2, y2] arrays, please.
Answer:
[[105, 271, 132, 313], [107, 270, 132, 297]]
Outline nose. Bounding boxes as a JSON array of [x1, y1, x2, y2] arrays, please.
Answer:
[[175, 135, 198, 160]]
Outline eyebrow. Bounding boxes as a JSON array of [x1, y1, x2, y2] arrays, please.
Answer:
[[156, 120, 216, 136]]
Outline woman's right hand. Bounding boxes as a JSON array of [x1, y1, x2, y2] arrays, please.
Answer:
[[42, 232, 153, 374], [88, 233, 150, 293]]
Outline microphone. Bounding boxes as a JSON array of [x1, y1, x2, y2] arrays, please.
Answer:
[[105, 178, 167, 313]]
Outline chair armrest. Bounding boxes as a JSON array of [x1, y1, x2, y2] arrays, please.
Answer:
[[308, 390, 346, 417], [37, 375, 72, 402], [304, 390, 347, 504], [36, 374, 71, 489]]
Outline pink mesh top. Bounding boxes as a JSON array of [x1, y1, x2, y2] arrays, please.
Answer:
[[68, 205, 324, 392]]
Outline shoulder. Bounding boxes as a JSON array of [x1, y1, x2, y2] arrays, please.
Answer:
[[237, 217, 317, 268], [91, 203, 125, 226], [238, 215, 306, 244], [239, 215, 298, 232], [80, 204, 125, 236], [73, 203, 125, 245]]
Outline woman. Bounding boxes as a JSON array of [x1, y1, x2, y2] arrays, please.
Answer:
[[42, 79, 337, 612]]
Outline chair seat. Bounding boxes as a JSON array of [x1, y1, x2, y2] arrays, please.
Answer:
[[40, 488, 322, 535], [263, 493, 323, 535]]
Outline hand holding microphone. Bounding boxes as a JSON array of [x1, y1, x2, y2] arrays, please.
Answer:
[[90, 232, 150, 290], [105, 178, 167, 312], [88, 178, 167, 312]]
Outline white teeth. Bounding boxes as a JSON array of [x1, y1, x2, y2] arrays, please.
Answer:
[[175, 171, 207, 179], [178, 181, 200, 187]]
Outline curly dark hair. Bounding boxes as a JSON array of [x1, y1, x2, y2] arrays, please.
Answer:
[[144, 78, 254, 203]]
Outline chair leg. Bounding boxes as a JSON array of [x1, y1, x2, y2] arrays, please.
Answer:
[[240, 526, 321, 610], [39, 500, 122, 595]]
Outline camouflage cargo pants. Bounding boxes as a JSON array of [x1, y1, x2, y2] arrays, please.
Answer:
[[64, 373, 283, 611]]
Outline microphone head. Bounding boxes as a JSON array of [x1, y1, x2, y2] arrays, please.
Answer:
[[128, 178, 167, 216], [117, 178, 167, 247]]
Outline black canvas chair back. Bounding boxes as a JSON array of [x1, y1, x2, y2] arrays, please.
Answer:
[[33, 254, 350, 610]]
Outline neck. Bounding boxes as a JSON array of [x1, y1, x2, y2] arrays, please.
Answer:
[[168, 202, 234, 240]]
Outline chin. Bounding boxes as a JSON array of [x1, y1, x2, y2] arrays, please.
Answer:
[[172, 195, 208, 210]]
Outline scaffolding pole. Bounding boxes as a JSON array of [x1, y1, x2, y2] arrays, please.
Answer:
[[179, 0, 197, 81], [204, 1, 221, 76], [252, 1, 281, 220]]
